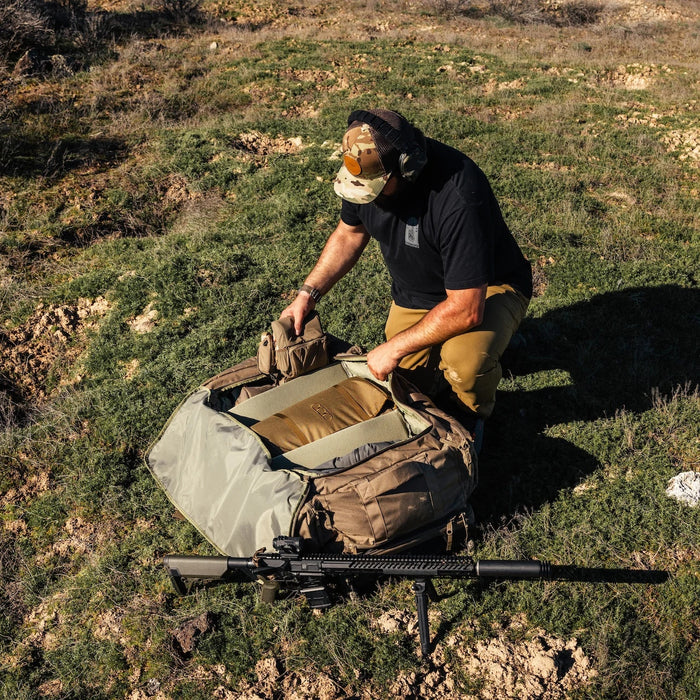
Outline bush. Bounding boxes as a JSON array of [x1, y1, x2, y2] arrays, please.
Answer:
[[0, 0, 54, 64], [427, 0, 479, 18], [0, 0, 113, 72], [494, 0, 605, 25], [558, 0, 604, 26], [159, 0, 202, 22], [425, 0, 605, 25]]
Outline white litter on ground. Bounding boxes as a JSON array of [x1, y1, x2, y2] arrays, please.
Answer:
[[666, 471, 700, 507]]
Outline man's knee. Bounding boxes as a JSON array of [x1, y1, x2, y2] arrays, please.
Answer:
[[438, 333, 506, 418], [440, 347, 499, 394]]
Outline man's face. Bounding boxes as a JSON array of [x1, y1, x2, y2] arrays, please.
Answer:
[[373, 175, 409, 210]]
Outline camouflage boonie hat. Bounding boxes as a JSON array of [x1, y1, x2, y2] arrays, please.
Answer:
[[334, 123, 391, 204]]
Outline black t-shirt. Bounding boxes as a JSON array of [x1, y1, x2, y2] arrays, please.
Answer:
[[340, 138, 532, 309]]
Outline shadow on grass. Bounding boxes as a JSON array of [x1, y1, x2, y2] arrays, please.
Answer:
[[0, 134, 129, 178], [477, 284, 700, 524], [0, 6, 210, 177]]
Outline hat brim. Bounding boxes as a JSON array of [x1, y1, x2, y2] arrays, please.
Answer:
[[334, 164, 390, 205]]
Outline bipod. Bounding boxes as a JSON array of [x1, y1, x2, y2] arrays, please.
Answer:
[[412, 577, 440, 656]]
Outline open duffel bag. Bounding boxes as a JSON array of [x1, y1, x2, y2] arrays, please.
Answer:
[[146, 356, 477, 557]]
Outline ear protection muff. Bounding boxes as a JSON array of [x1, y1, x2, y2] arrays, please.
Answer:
[[347, 110, 428, 183]]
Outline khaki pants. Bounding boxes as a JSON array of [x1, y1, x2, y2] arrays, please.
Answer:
[[384, 284, 529, 419]]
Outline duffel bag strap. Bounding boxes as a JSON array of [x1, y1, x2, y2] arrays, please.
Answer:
[[446, 512, 470, 553]]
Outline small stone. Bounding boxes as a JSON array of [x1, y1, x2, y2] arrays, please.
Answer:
[[666, 471, 700, 507]]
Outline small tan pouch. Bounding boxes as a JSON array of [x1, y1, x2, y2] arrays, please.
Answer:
[[256, 333, 275, 375], [256, 311, 329, 381]]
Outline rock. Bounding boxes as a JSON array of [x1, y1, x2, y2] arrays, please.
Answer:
[[128, 302, 159, 333], [666, 471, 700, 507], [171, 612, 214, 655]]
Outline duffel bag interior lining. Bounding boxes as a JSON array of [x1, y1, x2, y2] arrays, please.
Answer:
[[230, 363, 349, 421], [228, 361, 431, 471], [270, 409, 411, 471]]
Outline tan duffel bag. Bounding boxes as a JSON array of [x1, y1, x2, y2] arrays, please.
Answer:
[[146, 316, 477, 557]]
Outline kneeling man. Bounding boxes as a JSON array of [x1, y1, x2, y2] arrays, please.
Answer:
[[281, 109, 532, 431]]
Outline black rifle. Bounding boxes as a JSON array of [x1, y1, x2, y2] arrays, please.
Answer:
[[164, 536, 667, 656]]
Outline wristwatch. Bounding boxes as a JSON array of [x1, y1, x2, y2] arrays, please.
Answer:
[[298, 284, 322, 303]]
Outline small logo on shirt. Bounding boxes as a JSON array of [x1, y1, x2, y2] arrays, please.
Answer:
[[405, 217, 420, 249]]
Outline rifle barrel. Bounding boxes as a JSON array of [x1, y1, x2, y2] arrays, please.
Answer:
[[282, 553, 551, 580], [476, 560, 551, 578]]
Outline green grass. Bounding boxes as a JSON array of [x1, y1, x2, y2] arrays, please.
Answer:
[[1, 3, 699, 697]]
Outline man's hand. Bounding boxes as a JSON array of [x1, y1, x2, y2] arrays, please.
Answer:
[[366, 341, 402, 382], [279, 293, 315, 336]]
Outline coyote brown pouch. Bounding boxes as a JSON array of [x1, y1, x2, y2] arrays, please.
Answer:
[[257, 311, 329, 381], [251, 377, 392, 454]]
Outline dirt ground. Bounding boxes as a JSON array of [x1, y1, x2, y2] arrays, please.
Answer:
[[231, 613, 596, 699], [0, 297, 110, 410]]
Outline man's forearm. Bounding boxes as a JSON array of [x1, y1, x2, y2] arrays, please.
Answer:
[[280, 220, 369, 334], [388, 287, 486, 357], [366, 285, 487, 381], [384, 308, 467, 359], [303, 222, 370, 295]]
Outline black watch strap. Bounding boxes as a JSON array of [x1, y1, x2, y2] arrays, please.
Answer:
[[299, 284, 322, 303]]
